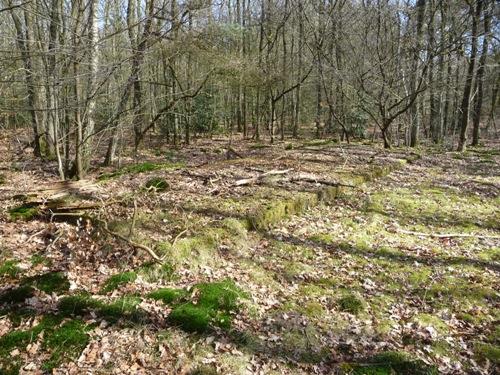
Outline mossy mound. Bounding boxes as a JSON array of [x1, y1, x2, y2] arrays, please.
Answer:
[[42, 319, 90, 371], [97, 295, 143, 322], [58, 293, 97, 316], [157, 280, 247, 333], [345, 351, 438, 375], [58, 294, 143, 322], [248, 193, 318, 230], [145, 177, 170, 192], [0, 260, 20, 278], [148, 288, 186, 304], [100, 271, 137, 293], [8, 203, 38, 221], [338, 294, 364, 314], [22, 271, 70, 294], [168, 303, 217, 333]]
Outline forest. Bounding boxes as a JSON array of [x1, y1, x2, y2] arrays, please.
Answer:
[[0, 0, 499, 374]]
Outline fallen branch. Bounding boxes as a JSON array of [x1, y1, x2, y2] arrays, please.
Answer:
[[97, 218, 164, 262], [234, 169, 293, 186], [290, 175, 356, 188], [396, 229, 500, 240]]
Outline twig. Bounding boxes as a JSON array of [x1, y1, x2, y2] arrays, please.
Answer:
[[26, 229, 45, 243], [172, 229, 188, 247], [396, 229, 500, 240], [46, 230, 63, 251]]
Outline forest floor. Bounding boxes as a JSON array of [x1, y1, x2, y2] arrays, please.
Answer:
[[0, 133, 499, 375]]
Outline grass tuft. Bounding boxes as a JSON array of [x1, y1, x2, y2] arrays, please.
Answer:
[[338, 294, 364, 314], [0, 260, 20, 278], [145, 177, 170, 191]]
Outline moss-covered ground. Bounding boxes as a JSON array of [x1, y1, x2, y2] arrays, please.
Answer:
[[0, 140, 498, 373]]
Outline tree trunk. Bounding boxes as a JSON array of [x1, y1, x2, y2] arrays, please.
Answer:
[[409, 0, 426, 147], [457, 0, 482, 152], [8, 1, 42, 157], [471, 0, 491, 146]]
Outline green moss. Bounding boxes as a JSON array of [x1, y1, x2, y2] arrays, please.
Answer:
[[0, 173, 5, 185], [30, 254, 51, 267], [221, 218, 248, 239], [282, 261, 313, 281], [167, 280, 246, 333], [148, 288, 186, 304], [145, 177, 169, 192], [348, 351, 438, 375], [474, 342, 500, 364], [42, 319, 90, 371], [100, 271, 137, 293], [248, 193, 318, 230], [309, 233, 334, 244], [97, 295, 142, 321], [368, 186, 500, 230], [0, 330, 34, 354], [407, 267, 432, 286], [195, 280, 246, 311], [0, 315, 61, 360], [338, 294, 364, 314], [168, 303, 214, 333], [9, 204, 38, 221], [413, 314, 448, 334], [0, 285, 35, 304], [301, 301, 325, 318], [0, 260, 20, 278], [58, 293, 97, 316], [23, 271, 70, 294], [59, 294, 143, 323], [317, 186, 342, 203], [478, 247, 500, 262]]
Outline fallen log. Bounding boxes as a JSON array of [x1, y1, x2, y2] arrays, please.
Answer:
[[290, 174, 356, 188], [234, 169, 293, 186]]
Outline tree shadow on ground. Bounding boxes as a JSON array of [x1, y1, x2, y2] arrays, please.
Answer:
[[261, 232, 500, 273]]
